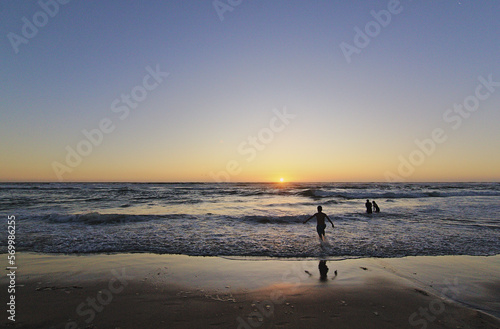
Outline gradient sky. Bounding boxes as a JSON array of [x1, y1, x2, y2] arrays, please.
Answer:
[[1, 0, 499, 182]]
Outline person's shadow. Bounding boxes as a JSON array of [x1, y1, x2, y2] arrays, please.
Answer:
[[319, 260, 337, 282]]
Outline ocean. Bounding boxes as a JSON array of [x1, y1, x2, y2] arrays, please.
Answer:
[[1, 182, 499, 258]]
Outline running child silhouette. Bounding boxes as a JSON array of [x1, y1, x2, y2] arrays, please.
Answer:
[[303, 206, 334, 242]]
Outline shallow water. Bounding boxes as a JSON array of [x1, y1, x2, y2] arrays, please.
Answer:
[[1, 182, 499, 257]]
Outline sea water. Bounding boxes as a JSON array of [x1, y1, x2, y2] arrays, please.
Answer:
[[0, 182, 499, 258]]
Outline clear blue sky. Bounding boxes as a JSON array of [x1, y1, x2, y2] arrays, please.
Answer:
[[1, 0, 499, 182]]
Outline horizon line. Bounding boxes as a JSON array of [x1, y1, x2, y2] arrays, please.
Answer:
[[1, 180, 499, 184]]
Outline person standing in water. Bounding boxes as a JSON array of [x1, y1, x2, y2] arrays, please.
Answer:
[[372, 200, 380, 213], [365, 199, 373, 214], [303, 206, 334, 241]]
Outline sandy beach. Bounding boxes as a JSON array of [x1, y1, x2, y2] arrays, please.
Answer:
[[1, 253, 499, 329], [2, 0, 500, 327]]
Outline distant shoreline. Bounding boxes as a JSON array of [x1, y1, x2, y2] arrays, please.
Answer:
[[2, 181, 500, 184]]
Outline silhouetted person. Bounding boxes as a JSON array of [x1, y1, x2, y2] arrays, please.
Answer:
[[304, 206, 334, 241], [372, 201, 380, 213], [365, 199, 372, 214], [319, 260, 328, 281]]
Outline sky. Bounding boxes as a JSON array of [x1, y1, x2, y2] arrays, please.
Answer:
[[0, 0, 499, 182]]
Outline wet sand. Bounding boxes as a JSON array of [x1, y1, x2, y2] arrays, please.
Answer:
[[1, 253, 499, 328]]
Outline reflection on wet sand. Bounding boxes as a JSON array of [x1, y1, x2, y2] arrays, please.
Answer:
[[317, 260, 338, 282]]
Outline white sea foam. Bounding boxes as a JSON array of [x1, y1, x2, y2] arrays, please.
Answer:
[[0, 182, 498, 257]]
